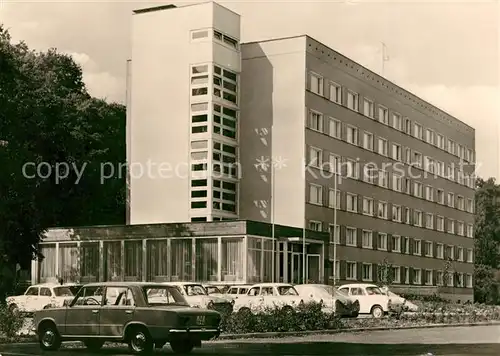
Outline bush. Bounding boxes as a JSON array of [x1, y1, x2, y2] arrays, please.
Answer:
[[0, 304, 24, 340], [222, 302, 343, 334]]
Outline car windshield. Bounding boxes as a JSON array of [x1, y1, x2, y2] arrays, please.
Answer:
[[206, 286, 222, 294], [277, 286, 299, 296], [366, 286, 383, 295], [144, 286, 188, 306], [53, 287, 73, 297], [182, 284, 207, 296]]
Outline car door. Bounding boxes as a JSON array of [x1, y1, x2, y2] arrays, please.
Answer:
[[63, 286, 103, 336], [350, 287, 369, 313], [99, 287, 135, 338], [22, 287, 39, 312], [38, 287, 53, 310]]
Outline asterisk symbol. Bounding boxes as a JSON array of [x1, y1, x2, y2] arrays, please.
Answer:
[[255, 156, 270, 171], [272, 156, 289, 170]]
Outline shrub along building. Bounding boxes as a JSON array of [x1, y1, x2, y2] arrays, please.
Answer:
[[34, 2, 476, 301]]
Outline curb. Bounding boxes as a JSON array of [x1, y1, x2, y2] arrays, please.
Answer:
[[2, 321, 500, 344], [217, 320, 500, 340]]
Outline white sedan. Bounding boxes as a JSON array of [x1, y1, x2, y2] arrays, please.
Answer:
[[233, 283, 304, 313], [337, 283, 391, 318], [6, 283, 75, 313], [294, 284, 360, 317], [163, 282, 234, 314]]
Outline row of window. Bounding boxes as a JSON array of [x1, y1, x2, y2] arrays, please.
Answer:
[[308, 149, 475, 213], [321, 225, 472, 263], [307, 113, 475, 190], [308, 71, 475, 163], [190, 28, 239, 51], [190, 179, 237, 213], [191, 64, 238, 104], [335, 261, 473, 288], [308, 187, 474, 237]]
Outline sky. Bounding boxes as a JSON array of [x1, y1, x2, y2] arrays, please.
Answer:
[[1, 0, 499, 180]]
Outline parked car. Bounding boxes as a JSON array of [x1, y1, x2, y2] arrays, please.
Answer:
[[6, 283, 75, 313], [337, 283, 391, 318], [233, 283, 304, 313], [163, 282, 234, 315], [294, 284, 360, 317], [32, 282, 221, 354], [378, 286, 418, 312], [224, 284, 252, 299], [202, 284, 233, 302]]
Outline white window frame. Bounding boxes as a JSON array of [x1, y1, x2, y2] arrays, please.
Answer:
[[362, 230, 373, 249], [363, 131, 374, 151], [378, 201, 388, 219], [447, 192, 454, 208], [413, 268, 422, 284], [328, 188, 340, 209], [436, 243, 444, 259], [309, 146, 322, 168], [346, 125, 359, 145], [346, 193, 358, 213], [378, 105, 389, 125], [309, 72, 323, 95], [391, 143, 402, 161], [308, 220, 322, 231], [392, 266, 401, 283], [425, 128, 434, 145], [392, 204, 402, 222], [363, 98, 374, 118], [424, 241, 433, 257], [413, 181, 423, 198], [425, 270, 433, 286], [377, 137, 388, 156], [425, 213, 434, 229], [436, 215, 445, 231], [392, 235, 401, 253], [377, 233, 388, 251], [425, 185, 434, 201], [392, 173, 402, 192], [362, 263, 373, 281], [466, 249, 473, 263], [309, 183, 323, 205], [329, 81, 341, 103], [392, 112, 403, 131], [437, 189, 445, 204], [346, 261, 357, 280], [362, 197, 374, 216], [414, 210, 423, 227], [413, 239, 422, 255], [328, 117, 342, 139], [329, 224, 341, 244], [308, 110, 323, 132], [347, 90, 359, 111], [346, 228, 357, 247]]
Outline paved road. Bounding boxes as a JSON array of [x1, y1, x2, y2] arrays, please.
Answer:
[[1, 325, 500, 355]]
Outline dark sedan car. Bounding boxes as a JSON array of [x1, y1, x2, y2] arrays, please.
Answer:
[[33, 282, 221, 355]]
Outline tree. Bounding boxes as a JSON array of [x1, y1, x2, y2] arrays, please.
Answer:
[[377, 258, 394, 287], [0, 25, 125, 298], [473, 177, 500, 303]]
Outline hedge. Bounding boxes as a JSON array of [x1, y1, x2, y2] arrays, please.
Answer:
[[3, 301, 500, 342]]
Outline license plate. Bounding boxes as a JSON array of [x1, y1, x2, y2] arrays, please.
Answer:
[[196, 315, 205, 325]]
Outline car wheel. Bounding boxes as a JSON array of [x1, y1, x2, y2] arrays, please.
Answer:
[[371, 305, 384, 318], [170, 340, 195, 354], [43, 305, 51, 310], [38, 322, 62, 351], [238, 307, 251, 316], [84, 339, 105, 351], [127, 326, 153, 355]]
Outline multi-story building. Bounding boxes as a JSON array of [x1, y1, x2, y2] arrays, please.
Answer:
[[34, 2, 476, 301], [239, 35, 476, 301], [128, 2, 241, 224]]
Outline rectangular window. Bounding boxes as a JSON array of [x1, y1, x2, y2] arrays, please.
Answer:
[[329, 154, 341, 174], [363, 131, 374, 150], [378, 106, 389, 125], [378, 201, 388, 219], [362, 197, 374, 216], [447, 192, 454, 208], [191, 29, 209, 39], [447, 139, 456, 155], [329, 117, 341, 138], [346, 228, 357, 246], [345, 159, 359, 179], [392, 266, 401, 283], [413, 239, 422, 255], [308, 221, 322, 231], [378, 170, 388, 188], [362, 264, 373, 281], [378, 138, 388, 156], [412, 151, 423, 168], [424, 241, 433, 257], [425, 186, 434, 201], [425, 128, 434, 145], [457, 247, 464, 261], [309, 184, 322, 205], [413, 269, 422, 284], [392, 174, 402, 192], [457, 195, 465, 210], [404, 207, 411, 224], [362, 230, 373, 248], [404, 117, 412, 135], [392, 204, 402, 222], [346, 193, 358, 212], [309, 72, 323, 95], [346, 261, 357, 280], [329, 224, 341, 244], [377, 233, 388, 251], [466, 274, 473, 288], [413, 122, 423, 139], [447, 219, 455, 234], [457, 221, 465, 236], [392, 235, 401, 252], [467, 249, 473, 263], [425, 270, 433, 286], [414, 210, 423, 226], [392, 112, 402, 131], [329, 82, 341, 103], [437, 216, 444, 231], [467, 224, 474, 238], [347, 90, 359, 111], [308, 147, 322, 167], [437, 134, 445, 149], [437, 244, 444, 259], [363, 98, 374, 118], [403, 237, 410, 255], [413, 182, 423, 198], [391, 143, 402, 161], [328, 189, 340, 209], [308, 110, 323, 132], [346, 125, 359, 145]]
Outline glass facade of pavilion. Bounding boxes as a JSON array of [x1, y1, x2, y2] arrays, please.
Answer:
[[32, 221, 329, 286]]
